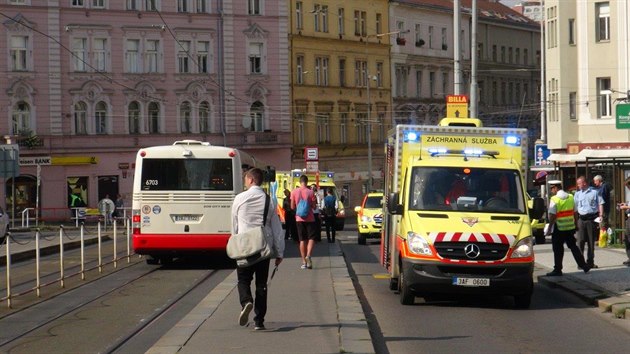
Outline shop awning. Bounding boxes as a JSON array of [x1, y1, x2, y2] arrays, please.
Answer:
[[547, 153, 585, 163]]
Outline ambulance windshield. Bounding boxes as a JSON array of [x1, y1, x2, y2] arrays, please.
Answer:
[[408, 167, 525, 214]]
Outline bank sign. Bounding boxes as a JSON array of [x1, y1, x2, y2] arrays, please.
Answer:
[[616, 103, 630, 129], [19, 156, 51, 166]]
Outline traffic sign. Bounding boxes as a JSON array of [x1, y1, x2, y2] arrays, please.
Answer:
[[306, 161, 319, 172], [534, 144, 550, 166], [304, 146, 319, 161], [616, 103, 630, 129], [446, 95, 469, 118]]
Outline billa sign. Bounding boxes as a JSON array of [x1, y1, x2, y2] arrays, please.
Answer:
[[446, 95, 469, 118]]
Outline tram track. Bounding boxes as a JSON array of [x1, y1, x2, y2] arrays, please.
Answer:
[[0, 257, 232, 353]]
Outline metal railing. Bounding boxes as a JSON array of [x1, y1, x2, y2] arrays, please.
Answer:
[[21, 208, 33, 228], [1, 219, 134, 308]]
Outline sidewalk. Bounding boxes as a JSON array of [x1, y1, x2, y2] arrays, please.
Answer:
[[534, 241, 630, 317], [146, 241, 374, 354]]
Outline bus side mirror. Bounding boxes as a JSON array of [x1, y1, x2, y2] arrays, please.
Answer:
[[529, 197, 545, 220], [388, 192, 403, 215]]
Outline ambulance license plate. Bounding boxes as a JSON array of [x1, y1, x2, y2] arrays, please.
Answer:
[[452, 277, 490, 287]]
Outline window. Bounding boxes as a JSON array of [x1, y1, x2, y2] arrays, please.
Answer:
[[568, 19, 576, 45], [145, 40, 159, 73], [441, 28, 447, 50], [146, 0, 158, 11], [12, 101, 31, 135], [10, 35, 29, 71], [356, 113, 366, 144], [199, 101, 210, 132], [72, 0, 84, 6], [93, 38, 107, 71], [377, 112, 385, 143], [322, 5, 329, 33], [596, 77, 611, 118], [338, 8, 344, 35], [313, 4, 321, 32], [376, 62, 383, 87], [249, 43, 263, 74], [178, 41, 191, 73], [180, 101, 192, 133], [492, 44, 497, 62], [569, 92, 577, 120], [296, 55, 304, 85], [128, 101, 140, 134], [316, 113, 330, 143], [376, 13, 382, 35], [415, 24, 422, 46], [297, 118, 305, 144], [95, 101, 107, 134], [315, 56, 328, 86], [340, 111, 347, 144], [354, 10, 366, 37], [501, 46, 506, 62], [250, 101, 264, 131], [196, 0, 207, 13], [355, 60, 367, 87], [428, 26, 433, 48], [508, 47, 513, 64], [126, 0, 137, 10], [148, 102, 160, 133], [524, 48, 528, 65], [177, 0, 189, 12], [74, 101, 87, 135], [596, 2, 610, 42], [296, 2, 303, 30], [72, 38, 87, 72], [515, 48, 520, 65], [92, 0, 105, 8], [197, 41, 209, 73], [416, 70, 422, 98], [339, 58, 346, 87], [396, 66, 408, 97], [125, 39, 140, 73], [248, 0, 261, 15]]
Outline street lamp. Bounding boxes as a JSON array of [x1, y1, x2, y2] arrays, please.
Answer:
[[364, 30, 408, 189]]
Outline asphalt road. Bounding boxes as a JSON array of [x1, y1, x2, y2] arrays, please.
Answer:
[[338, 232, 630, 354]]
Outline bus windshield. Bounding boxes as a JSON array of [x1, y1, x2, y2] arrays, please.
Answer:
[[141, 158, 234, 191], [408, 167, 525, 214]]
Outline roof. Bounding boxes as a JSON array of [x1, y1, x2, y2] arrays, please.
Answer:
[[393, 0, 538, 29]]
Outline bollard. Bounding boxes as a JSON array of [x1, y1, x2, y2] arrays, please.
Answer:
[[59, 225, 65, 288], [5, 232, 11, 308], [98, 222, 102, 273], [126, 219, 131, 263], [113, 219, 117, 269], [36, 230, 41, 297], [80, 223, 85, 280]]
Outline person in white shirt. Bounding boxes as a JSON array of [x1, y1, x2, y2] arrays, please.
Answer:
[[231, 168, 284, 330]]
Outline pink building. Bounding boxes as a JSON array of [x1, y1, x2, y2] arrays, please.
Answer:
[[0, 0, 290, 221]]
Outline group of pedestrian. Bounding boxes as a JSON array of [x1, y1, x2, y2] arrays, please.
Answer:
[[283, 179, 338, 245], [546, 174, 612, 276]]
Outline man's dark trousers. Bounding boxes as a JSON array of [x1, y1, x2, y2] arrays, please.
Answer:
[[551, 227, 587, 271], [577, 218, 597, 267], [237, 258, 270, 326]]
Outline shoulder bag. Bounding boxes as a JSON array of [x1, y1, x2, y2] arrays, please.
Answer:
[[226, 194, 274, 267]]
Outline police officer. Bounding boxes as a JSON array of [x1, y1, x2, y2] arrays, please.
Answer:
[[546, 180, 591, 276]]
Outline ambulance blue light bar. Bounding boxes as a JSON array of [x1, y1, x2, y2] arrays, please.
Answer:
[[403, 131, 421, 142], [327, 172, 334, 178], [504, 135, 521, 146]]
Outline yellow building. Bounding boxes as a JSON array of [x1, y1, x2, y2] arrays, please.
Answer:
[[288, 0, 395, 208]]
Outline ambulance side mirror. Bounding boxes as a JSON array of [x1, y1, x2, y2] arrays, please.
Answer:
[[529, 197, 545, 220], [388, 192, 403, 215]]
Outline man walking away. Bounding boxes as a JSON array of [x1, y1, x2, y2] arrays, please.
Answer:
[[545, 180, 591, 276], [574, 176, 604, 269], [291, 175, 317, 269], [323, 188, 338, 243], [231, 168, 284, 330]]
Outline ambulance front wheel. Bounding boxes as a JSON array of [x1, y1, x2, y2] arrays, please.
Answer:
[[398, 269, 415, 305]]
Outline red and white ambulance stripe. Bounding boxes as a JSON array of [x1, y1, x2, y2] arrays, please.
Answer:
[[429, 232, 515, 245]]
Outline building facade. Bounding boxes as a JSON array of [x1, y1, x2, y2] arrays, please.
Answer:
[[288, 0, 392, 209], [1, 0, 290, 220], [391, 0, 541, 151]]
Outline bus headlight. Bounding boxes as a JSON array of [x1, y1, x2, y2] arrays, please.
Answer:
[[510, 237, 533, 258], [407, 232, 433, 256]]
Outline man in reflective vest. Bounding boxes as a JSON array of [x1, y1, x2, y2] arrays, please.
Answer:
[[546, 180, 591, 276]]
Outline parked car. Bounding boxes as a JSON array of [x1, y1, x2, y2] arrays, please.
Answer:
[[354, 192, 384, 245], [0, 206, 9, 244]]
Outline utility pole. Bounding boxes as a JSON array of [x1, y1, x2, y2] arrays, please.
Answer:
[[470, 0, 478, 118], [454, 0, 462, 94]]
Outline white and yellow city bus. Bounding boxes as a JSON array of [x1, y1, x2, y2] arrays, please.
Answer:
[[132, 140, 274, 264]]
